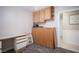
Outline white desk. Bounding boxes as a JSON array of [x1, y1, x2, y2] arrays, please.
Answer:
[[0, 34, 33, 53]]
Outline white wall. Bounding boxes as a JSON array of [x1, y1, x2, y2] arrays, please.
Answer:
[[34, 6, 79, 47], [0, 7, 33, 39]]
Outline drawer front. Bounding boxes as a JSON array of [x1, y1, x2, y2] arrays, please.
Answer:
[[0, 41, 2, 48], [27, 34, 32, 37], [16, 38, 28, 43], [16, 36, 27, 40], [15, 41, 27, 50]]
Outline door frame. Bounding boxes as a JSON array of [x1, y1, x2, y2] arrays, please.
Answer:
[[58, 8, 79, 48]]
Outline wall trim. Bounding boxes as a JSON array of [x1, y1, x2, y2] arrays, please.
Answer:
[[61, 41, 79, 52]]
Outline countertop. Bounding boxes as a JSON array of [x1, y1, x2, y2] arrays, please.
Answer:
[[0, 33, 30, 41]]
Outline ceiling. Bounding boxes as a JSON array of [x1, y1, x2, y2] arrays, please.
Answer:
[[22, 6, 48, 12], [0, 6, 48, 12], [33, 6, 48, 11], [0, 6, 34, 12]]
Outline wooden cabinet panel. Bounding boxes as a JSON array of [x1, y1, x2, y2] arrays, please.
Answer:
[[32, 28, 40, 44], [33, 12, 36, 22], [32, 28, 37, 43], [45, 7, 51, 20], [0, 41, 2, 48], [32, 28, 55, 48], [35, 29, 40, 44], [33, 11, 40, 22], [37, 28, 46, 46], [0, 41, 2, 52], [39, 10, 45, 22], [36, 12, 40, 22], [45, 7, 54, 20], [43, 29, 54, 48]]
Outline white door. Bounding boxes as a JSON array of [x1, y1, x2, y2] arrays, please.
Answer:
[[61, 10, 79, 52]]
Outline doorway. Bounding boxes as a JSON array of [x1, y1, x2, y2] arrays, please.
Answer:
[[60, 9, 79, 52]]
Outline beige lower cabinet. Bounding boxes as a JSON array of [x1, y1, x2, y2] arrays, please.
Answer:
[[0, 41, 2, 48], [0, 41, 2, 53], [32, 28, 56, 48]]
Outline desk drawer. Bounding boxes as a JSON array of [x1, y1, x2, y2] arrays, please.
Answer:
[[15, 41, 27, 50], [0, 41, 2, 48], [16, 36, 27, 40], [16, 38, 28, 43]]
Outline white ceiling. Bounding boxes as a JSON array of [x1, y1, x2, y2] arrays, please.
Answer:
[[33, 6, 48, 11], [22, 6, 48, 12], [0, 6, 48, 12]]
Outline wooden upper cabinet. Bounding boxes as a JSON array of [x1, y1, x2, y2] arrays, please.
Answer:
[[33, 6, 54, 23], [33, 12, 36, 22], [33, 11, 40, 22]]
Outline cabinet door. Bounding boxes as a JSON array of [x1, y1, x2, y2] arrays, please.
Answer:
[[37, 29, 45, 46], [45, 29, 54, 48], [36, 12, 40, 22], [32, 28, 36, 43], [39, 10, 45, 22], [40, 29, 48, 46], [0, 41, 2, 53], [32, 28, 41, 44], [45, 7, 52, 20], [0, 41, 2, 49], [35, 29, 40, 44], [33, 12, 40, 22], [33, 12, 36, 22], [32, 28, 46, 45]]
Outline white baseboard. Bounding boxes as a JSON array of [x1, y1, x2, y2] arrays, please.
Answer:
[[61, 41, 79, 52]]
